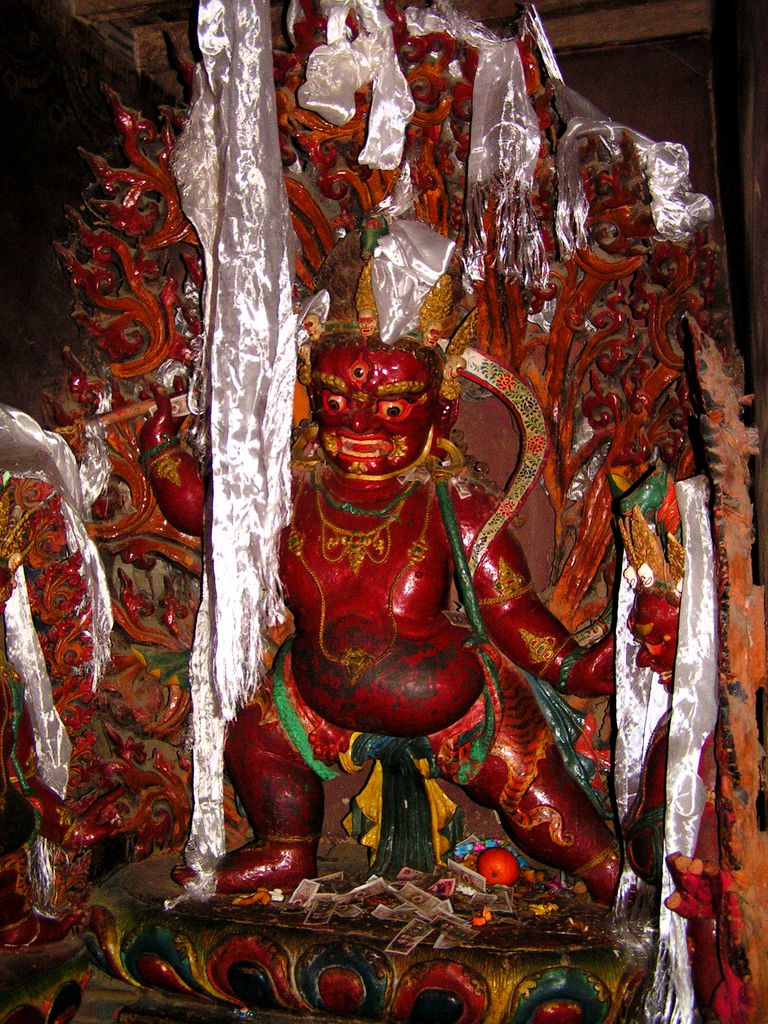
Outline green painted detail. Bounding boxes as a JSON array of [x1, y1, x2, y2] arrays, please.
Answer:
[[436, 480, 487, 647], [456, 653, 498, 786], [624, 803, 665, 885], [524, 669, 612, 819], [123, 924, 206, 994], [507, 966, 610, 1024], [4, 661, 34, 797], [133, 646, 190, 690], [273, 640, 339, 781], [347, 733, 463, 877], [137, 434, 180, 464], [436, 480, 499, 784], [312, 470, 419, 518]]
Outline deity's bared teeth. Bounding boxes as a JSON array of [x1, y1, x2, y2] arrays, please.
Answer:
[[338, 434, 391, 457]]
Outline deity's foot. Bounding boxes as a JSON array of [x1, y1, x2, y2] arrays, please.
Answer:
[[578, 846, 621, 906], [0, 908, 82, 949], [171, 838, 318, 895]]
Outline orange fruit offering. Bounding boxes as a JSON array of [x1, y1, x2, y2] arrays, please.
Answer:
[[476, 847, 521, 886]]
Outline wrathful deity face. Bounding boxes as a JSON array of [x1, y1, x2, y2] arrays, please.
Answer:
[[310, 337, 440, 479], [422, 320, 443, 349], [628, 587, 681, 680], [303, 314, 323, 341], [357, 308, 378, 338]]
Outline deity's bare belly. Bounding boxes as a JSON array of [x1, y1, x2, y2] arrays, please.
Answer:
[[291, 614, 485, 736]]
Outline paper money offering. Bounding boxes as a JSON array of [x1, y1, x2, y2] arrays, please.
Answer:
[[385, 918, 434, 955], [447, 858, 487, 892], [287, 878, 321, 908], [303, 893, 338, 925]]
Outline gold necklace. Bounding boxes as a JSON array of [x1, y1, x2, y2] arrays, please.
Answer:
[[317, 487, 407, 574], [288, 479, 432, 684]]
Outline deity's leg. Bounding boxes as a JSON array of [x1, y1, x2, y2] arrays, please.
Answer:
[[213, 702, 324, 893], [460, 669, 619, 905]]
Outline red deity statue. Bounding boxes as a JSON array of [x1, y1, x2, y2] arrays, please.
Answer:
[[176, 271, 622, 904]]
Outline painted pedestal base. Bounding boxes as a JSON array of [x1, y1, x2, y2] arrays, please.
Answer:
[[0, 938, 90, 1024], [87, 856, 647, 1024]]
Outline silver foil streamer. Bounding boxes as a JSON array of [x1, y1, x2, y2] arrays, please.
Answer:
[[523, 4, 563, 87], [0, 403, 113, 908], [465, 37, 546, 288], [362, 167, 454, 343], [0, 404, 113, 691], [556, 118, 714, 259], [371, 162, 416, 219], [6, 566, 72, 798], [297, 0, 415, 170], [370, 219, 455, 342], [171, 0, 297, 884], [79, 419, 111, 512], [644, 477, 718, 1024], [27, 836, 56, 914], [407, 3, 546, 289]]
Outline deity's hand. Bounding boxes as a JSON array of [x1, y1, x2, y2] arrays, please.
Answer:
[[308, 721, 353, 767], [557, 632, 615, 697], [627, 585, 680, 682], [666, 853, 723, 920], [138, 387, 205, 537]]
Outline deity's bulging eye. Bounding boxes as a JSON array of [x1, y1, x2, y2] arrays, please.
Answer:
[[377, 400, 409, 420], [351, 360, 369, 381], [322, 392, 348, 414]]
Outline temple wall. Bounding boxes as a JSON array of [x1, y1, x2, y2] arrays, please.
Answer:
[[560, 36, 717, 205], [0, 0, 179, 425]]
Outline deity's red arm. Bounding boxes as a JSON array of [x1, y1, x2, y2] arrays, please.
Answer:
[[451, 483, 614, 697]]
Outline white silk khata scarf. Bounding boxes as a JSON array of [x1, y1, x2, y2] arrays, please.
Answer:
[[172, 0, 297, 892]]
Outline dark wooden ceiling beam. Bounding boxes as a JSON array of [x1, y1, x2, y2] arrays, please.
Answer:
[[74, 0, 713, 91], [460, 0, 712, 47], [73, 0, 189, 23]]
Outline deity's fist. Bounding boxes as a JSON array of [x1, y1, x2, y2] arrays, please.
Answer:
[[138, 388, 205, 536], [65, 796, 124, 852], [558, 632, 615, 697], [308, 721, 353, 766]]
